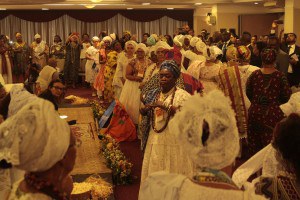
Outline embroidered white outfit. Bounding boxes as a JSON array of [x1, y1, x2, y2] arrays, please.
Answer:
[[31, 41, 48, 68], [85, 46, 99, 83], [139, 171, 266, 200], [141, 88, 193, 182]]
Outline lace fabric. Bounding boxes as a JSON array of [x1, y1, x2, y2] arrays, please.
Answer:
[[169, 90, 239, 170]]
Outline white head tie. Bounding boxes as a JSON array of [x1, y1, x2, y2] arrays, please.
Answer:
[[0, 99, 70, 172], [169, 90, 239, 169], [173, 34, 184, 47], [190, 37, 201, 47], [102, 36, 112, 43], [154, 41, 173, 55], [109, 33, 116, 41], [125, 40, 138, 52], [92, 36, 100, 42], [195, 40, 207, 54], [136, 43, 149, 55]]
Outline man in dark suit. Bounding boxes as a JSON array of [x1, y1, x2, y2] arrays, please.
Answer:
[[218, 31, 232, 62], [267, 36, 289, 75], [282, 33, 300, 87]]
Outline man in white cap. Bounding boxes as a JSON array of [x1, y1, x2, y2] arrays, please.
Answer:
[[31, 33, 49, 68]]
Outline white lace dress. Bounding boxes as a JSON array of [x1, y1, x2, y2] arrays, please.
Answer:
[[139, 171, 267, 200], [187, 60, 221, 94], [141, 88, 194, 182]]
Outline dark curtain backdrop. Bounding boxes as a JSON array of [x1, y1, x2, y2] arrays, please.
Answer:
[[0, 10, 193, 26]]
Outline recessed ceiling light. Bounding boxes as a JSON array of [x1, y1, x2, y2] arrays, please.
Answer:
[[90, 0, 102, 2], [195, 3, 202, 5], [254, 2, 259, 4], [42, 8, 49, 10], [142, 2, 151, 5], [167, 8, 174, 10], [0, 8, 7, 10], [127, 8, 134, 10], [84, 4, 96, 8]]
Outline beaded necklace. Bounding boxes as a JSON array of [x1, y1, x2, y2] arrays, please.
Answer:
[[151, 87, 176, 133], [24, 173, 68, 200]]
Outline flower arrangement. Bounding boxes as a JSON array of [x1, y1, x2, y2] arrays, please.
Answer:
[[98, 133, 133, 185], [90, 100, 106, 120]]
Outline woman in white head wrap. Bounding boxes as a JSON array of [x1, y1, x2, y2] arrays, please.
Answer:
[[187, 45, 223, 94], [112, 40, 137, 99], [139, 90, 266, 200], [30, 33, 49, 68], [181, 39, 206, 72], [0, 98, 75, 200], [142, 41, 173, 85], [119, 43, 152, 124]]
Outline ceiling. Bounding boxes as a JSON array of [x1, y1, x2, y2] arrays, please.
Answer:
[[0, 0, 285, 10]]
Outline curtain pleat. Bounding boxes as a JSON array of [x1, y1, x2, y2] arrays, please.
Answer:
[[0, 14, 187, 46]]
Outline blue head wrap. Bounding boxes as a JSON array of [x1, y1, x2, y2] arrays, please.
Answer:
[[160, 60, 181, 79]]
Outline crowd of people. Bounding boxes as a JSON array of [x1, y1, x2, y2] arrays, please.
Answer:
[[0, 21, 300, 200]]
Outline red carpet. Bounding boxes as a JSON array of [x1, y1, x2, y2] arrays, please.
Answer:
[[65, 86, 142, 200]]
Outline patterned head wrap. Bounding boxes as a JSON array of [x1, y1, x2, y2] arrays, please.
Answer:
[[107, 51, 118, 67], [160, 60, 181, 79], [123, 30, 131, 36], [261, 48, 277, 64], [237, 45, 251, 62], [169, 90, 239, 169], [146, 36, 157, 46], [0, 98, 70, 172], [34, 34, 41, 39], [125, 40, 137, 52]]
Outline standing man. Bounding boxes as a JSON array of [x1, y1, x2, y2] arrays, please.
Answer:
[[267, 36, 289, 75], [31, 33, 49, 68], [282, 33, 300, 87]]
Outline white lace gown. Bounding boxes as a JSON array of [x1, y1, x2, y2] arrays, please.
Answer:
[[141, 88, 194, 182], [139, 171, 267, 200], [187, 60, 221, 94]]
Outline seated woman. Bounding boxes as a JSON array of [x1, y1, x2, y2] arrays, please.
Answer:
[[39, 79, 65, 110], [139, 90, 266, 200], [0, 98, 75, 200]]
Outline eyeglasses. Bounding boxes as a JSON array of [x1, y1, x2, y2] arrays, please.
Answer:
[[53, 86, 65, 91]]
